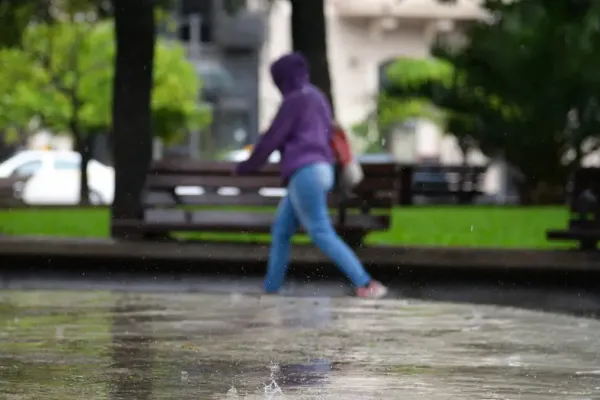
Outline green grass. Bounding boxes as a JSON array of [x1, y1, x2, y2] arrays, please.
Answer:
[[0, 206, 570, 248]]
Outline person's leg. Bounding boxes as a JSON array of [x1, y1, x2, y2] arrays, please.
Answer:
[[264, 195, 299, 293], [288, 163, 371, 288]]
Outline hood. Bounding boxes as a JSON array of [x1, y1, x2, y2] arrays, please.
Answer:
[[270, 52, 309, 95]]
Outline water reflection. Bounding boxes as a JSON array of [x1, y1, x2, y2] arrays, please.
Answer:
[[109, 297, 154, 400], [0, 290, 599, 399], [277, 358, 332, 388]]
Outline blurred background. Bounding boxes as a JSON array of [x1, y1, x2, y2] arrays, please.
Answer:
[[0, 0, 599, 209]]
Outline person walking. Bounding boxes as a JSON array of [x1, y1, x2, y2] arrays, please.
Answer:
[[234, 52, 388, 299]]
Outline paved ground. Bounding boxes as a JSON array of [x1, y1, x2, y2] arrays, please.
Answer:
[[1, 289, 600, 399], [2, 273, 600, 316]]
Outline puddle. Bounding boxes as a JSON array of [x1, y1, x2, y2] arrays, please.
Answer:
[[1, 290, 599, 399]]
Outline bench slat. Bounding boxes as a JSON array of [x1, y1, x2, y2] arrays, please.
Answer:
[[144, 191, 395, 208], [415, 166, 487, 174], [113, 210, 389, 233], [147, 173, 398, 192], [413, 188, 483, 196], [146, 174, 283, 189], [150, 160, 401, 177], [547, 229, 600, 240]]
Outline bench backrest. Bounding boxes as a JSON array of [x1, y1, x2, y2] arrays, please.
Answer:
[[413, 165, 488, 191], [144, 160, 400, 212]]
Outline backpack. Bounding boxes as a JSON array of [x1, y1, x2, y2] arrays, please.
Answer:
[[330, 125, 364, 194]]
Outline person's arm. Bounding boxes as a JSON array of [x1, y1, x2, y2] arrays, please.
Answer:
[[235, 94, 301, 174]]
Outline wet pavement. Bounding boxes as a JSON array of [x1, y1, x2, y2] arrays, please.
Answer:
[[1, 290, 600, 399]]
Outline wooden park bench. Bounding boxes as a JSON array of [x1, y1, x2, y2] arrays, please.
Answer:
[[547, 168, 600, 250], [112, 160, 401, 247], [408, 164, 488, 204]]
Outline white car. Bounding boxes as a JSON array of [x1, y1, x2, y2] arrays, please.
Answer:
[[0, 150, 115, 205]]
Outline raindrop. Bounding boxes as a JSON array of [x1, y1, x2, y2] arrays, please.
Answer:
[[180, 370, 189, 383], [55, 326, 65, 340]]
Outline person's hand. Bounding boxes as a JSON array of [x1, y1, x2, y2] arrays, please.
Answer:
[[234, 161, 250, 176]]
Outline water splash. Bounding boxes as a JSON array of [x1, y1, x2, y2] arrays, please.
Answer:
[[263, 380, 283, 398], [226, 385, 239, 398], [263, 362, 284, 398]]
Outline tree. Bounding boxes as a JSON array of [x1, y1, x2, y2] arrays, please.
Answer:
[[289, 0, 334, 112], [384, 0, 600, 200], [110, 0, 154, 229], [448, 0, 600, 198], [0, 18, 208, 205], [0, 0, 118, 49]]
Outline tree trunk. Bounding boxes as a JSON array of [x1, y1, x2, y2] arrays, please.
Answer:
[[289, 0, 335, 114], [110, 0, 155, 236], [74, 133, 91, 206]]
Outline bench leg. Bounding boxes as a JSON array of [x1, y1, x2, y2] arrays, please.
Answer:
[[142, 232, 176, 242], [111, 226, 143, 240], [340, 232, 366, 249], [579, 239, 597, 250], [111, 225, 174, 242]]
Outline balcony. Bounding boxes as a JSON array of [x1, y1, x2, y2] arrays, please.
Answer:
[[214, 11, 265, 50], [331, 0, 487, 21]]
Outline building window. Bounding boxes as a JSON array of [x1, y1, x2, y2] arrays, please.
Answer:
[[223, 0, 247, 15], [179, 0, 213, 43]]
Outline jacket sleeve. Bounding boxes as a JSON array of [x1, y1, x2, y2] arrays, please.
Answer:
[[235, 94, 300, 174]]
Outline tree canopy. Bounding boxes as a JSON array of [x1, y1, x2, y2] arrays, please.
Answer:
[[0, 19, 210, 142], [383, 0, 600, 194]]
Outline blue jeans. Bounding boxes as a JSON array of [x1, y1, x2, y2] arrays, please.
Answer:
[[264, 162, 372, 292]]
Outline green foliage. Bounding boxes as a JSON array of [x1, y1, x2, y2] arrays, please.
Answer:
[[0, 0, 115, 49], [450, 0, 600, 185], [380, 57, 452, 129], [0, 48, 44, 131], [353, 57, 451, 153], [0, 19, 210, 141], [384, 0, 600, 189], [386, 57, 453, 92], [152, 40, 212, 143]]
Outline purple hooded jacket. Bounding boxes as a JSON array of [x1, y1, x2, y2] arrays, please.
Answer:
[[235, 52, 335, 183]]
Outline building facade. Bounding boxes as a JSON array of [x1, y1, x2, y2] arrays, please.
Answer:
[[173, 0, 266, 156], [252, 0, 484, 136], [248, 0, 521, 197]]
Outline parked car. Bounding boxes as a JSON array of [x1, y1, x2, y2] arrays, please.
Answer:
[[0, 150, 114, 205]]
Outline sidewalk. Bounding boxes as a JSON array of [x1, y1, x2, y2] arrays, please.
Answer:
[[1, 289, 599, 399]]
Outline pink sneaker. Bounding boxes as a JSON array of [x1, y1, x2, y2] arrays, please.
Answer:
[[355, 280, 388, 299]]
